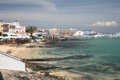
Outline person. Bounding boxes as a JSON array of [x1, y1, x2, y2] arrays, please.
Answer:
[[5, 39, 7, 43], [10, 38, 13, 43], [16, 38, 20, 45], [13, 39, 15, 44]]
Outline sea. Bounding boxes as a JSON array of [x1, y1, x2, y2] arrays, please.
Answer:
[[29, 37, 120, 80]]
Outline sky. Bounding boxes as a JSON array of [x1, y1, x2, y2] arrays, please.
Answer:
[[0, 0, 120, 33]]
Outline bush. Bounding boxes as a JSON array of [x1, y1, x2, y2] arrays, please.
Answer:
[[0, 32, 2, 36], [2, 34, 8, 37]]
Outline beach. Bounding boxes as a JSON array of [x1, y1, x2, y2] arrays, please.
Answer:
[[1, 38, 120, 80], [0, 42, 66, 80], [0, 42, 49, 59], [0, 42, 75, 80], [0, 42, 84, 80], [0, 44, 35, 59], [17, 38, 120, 80]]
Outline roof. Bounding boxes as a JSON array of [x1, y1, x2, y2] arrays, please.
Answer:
[[20, 25, 27, 27], [18, 32, 26, 33], [2, 24, 9, 26]]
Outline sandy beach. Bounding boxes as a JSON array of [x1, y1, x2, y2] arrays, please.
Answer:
[[0, 43, 79, 80], [0, 45, 32, 59], [0, 42, 46, 59], [0, 43, 73, 80], [1, 41, 120, 80]]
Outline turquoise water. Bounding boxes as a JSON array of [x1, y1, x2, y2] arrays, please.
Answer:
[[31, 37, 120, 80]]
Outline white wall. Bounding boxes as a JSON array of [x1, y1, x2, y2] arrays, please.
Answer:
[[74, 31, 84, 36], [2, 22, 26, 33], [0, 52, 25, 71]]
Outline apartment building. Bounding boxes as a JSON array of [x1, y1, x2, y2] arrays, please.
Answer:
[[0, 22, 3, 32], [36, 29, 49, 33], [49, 28, 80, 36], [1, 21, 27, 34]]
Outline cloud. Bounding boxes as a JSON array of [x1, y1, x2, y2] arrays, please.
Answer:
[[90, 21, 119, 27], [0, 0, 56, 11], [0, 11, 87, 22], [33, 0, 57, 11]]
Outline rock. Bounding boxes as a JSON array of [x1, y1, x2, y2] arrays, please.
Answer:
[[6, 50, 12, 53], [0, 69, 64, 80]]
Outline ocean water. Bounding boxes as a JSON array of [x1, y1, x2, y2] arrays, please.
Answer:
[[30, 37, 120, 80]]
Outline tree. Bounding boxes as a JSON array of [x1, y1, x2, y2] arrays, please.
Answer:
[[26, 26, 37, 38]]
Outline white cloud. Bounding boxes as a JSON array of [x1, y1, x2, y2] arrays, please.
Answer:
[[0, 0, 56, 11], [90, 21, 118, 27]]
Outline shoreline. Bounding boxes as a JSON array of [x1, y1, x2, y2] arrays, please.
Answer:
[[0, 42, 68, 80], [0, 69, 64, 80], [0, 42, 76, 80], [0, 42, 80, 80], [1, 40, 120, 80]]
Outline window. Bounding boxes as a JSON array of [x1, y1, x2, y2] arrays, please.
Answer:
[[10, 26, 15, 29]]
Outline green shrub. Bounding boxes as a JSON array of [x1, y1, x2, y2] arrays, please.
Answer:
[[0, 32, 2, 36], [2, 34, 8, 37]]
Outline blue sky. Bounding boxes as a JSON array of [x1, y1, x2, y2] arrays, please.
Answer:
[[0, 0, 120, 33]]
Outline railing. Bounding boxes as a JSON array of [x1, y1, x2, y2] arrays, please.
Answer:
[[0, 51, 24, 63]]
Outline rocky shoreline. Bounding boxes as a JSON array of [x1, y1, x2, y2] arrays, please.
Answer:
[[0, 42, 67, 80], [0, 69, 65, 80]]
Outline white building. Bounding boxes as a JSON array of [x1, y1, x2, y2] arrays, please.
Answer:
[[74, 30, 97, 37], [74, 31, 84, 36], [0, 22, 3, 32], [1, 21, 27, 34]]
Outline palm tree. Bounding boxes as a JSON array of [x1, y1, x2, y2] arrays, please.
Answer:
[[26, 26, 37, 38]]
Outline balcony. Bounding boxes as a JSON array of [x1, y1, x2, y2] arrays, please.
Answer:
[[3, 29, 9, 32]]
